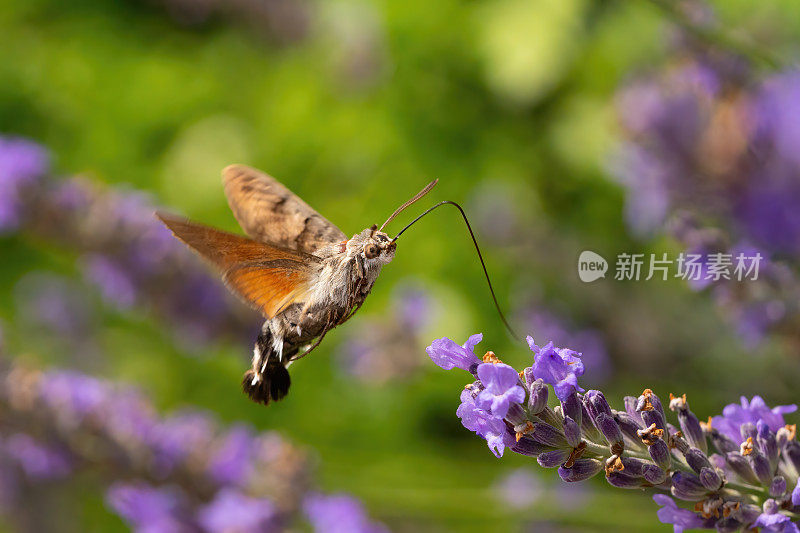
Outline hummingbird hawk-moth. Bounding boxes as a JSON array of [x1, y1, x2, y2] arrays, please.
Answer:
[[156, 165, 439, 405]]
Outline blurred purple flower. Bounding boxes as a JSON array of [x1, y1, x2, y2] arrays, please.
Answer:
[[0, 136, 49, 232], [303, 492, 387, 533], [526, 336, 584, 401], [336, 282, 435, 384], [494, 469, 543, 509], [612, 144, 672, 236], [104, 390, 156, 445], [39, 371, 110, 421], [755, 71, 800, 167], [14, 273, 93, 337], [197, 488, 278, 533], [731, 300, 785, 348], [614, 55, 800, 344], [475, 363, 524, 418], [426, 333, 482, 372], [207, 425, 254, 487], [149, 411, 214, 474], [106, 483, 188, 533], [394, 287, 431, 333], [83, 254, 138, 309], [0, 140, 256, 349], [4, 434, 71, 480], [711, 396, 797, 444], [739, 166, 800, 255], [0, 359, 363, 530], [468, 183, 521, 245]]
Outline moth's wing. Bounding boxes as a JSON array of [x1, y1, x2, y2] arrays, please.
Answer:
[[156, 212, 319, 318], [222, 164, 347, 254], [223, 262, 314, 319]]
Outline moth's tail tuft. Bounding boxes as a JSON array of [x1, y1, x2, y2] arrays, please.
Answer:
[[241, 362, 291, 405]]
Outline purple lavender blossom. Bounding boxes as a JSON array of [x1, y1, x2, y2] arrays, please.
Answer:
[[526, 336, 584, 401], [106, 483, 188, 533], [303, 493, 388, 533], [207, 425, 255, 487], [793, 478, 800, 506], [3, 434, 72, 480], [197, 488, 278, 533], [520, 309, 611, 385], [611, 144, 672, 237], [754, 72, 800, 169], [457, 388, 514, 457], [148, 411, 215, 474], [394, 286, 432, 332], [83, 254, 138, 309], [0, 136, 49, 232], [14, 273, 93, 337], [426, 333, 482, 372], [337, 333, 377, 380], [39, 371, 110, 421], [475, 363, 525, 418], [653, 494, 711, 532], [739, 167, 800, 255], [711, 396, 797, 444], [754, 501, 800, 533]]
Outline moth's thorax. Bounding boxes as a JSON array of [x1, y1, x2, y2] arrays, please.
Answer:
[[304, 226, 395, 312]]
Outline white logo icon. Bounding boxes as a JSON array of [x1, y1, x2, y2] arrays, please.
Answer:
[[578, 251, 608, 282]]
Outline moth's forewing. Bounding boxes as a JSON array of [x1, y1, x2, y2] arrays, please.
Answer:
[[222, 164, 346, 254], [156, 213, 318, 318]]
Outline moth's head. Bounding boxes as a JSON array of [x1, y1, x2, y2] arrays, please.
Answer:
[[355, 224, 396, 265]]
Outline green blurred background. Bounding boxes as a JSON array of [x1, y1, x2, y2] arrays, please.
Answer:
[[2, 0, 800, 531]]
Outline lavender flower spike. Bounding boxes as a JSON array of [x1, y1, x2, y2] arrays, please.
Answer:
[[0, 357, 386, 531], [432, 332, 800, 532]]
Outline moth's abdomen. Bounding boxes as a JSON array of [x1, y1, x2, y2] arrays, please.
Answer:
[[243, 328, 293, 405], [242, 364, 290, 405]]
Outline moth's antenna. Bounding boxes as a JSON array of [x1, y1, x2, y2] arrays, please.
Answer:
[[392, 200, 520, 341], [379, 179, 439, 232]]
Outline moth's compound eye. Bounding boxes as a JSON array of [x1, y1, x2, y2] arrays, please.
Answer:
[[365, 244, 380, 259]]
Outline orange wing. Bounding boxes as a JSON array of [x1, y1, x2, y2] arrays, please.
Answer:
[[156, 212, 319, 318]]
